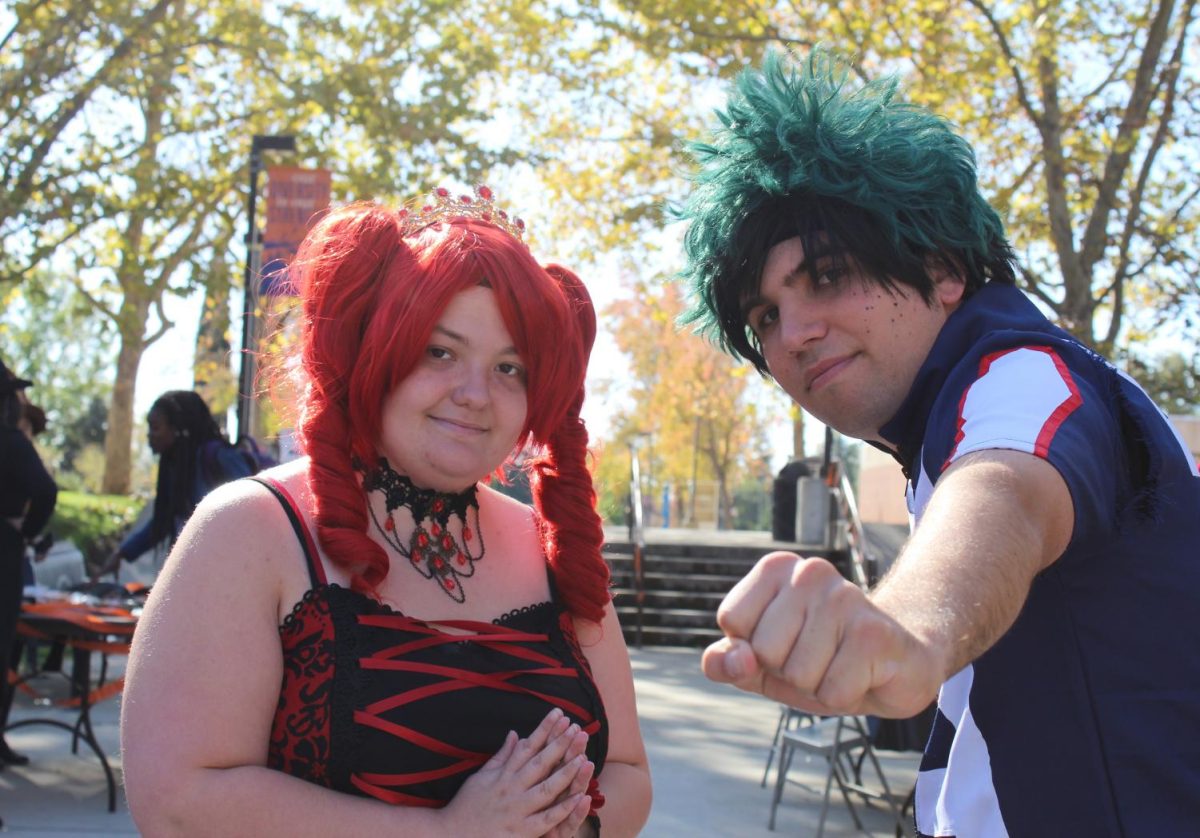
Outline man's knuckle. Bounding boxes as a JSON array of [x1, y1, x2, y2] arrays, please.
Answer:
[[761, 550, 802, 574], [780, 663, 810, 691]]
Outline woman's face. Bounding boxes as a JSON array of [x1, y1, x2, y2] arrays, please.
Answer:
[[376, 286, 529, 492], [147, 407, 178, 456]]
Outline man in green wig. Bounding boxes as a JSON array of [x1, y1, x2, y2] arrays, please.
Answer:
[[679, 50, 1200, 835]]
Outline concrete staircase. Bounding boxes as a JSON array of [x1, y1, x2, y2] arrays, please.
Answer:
[[603, 529, 844, 648]]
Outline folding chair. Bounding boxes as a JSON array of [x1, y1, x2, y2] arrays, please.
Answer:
[[761, 704, 813, 787], [768, 714, 908, 837]]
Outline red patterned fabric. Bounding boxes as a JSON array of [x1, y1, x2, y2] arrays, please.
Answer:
[[267, 588, 607, 810], [268, 590, 337, 786]]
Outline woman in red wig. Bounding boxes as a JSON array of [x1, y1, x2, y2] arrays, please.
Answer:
[[121, 187, 651, 837]]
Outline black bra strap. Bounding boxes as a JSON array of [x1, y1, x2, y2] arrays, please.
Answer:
[[249, 476, 323, 590]]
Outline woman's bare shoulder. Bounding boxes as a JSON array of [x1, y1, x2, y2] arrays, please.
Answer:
[[477, 484, 542, 547], [170, 458, 312, 577], [478, 482, 535, 517]]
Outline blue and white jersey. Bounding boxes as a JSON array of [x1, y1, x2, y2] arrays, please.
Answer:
[[877, 283, 1200, 837]]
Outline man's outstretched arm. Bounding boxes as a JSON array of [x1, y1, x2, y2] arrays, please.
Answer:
[[702, 448, 1074, 717]]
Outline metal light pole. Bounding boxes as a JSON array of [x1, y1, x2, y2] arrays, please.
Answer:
[[237, 133, 295, 442]]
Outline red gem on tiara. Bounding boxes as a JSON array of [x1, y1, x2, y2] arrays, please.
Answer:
[[399, 186, 527, 241], [463, 527, 473, 542], [384, 517, 394, 531]]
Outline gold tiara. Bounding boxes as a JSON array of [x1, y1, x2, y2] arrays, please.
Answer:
[[398, 184, 527, 241]]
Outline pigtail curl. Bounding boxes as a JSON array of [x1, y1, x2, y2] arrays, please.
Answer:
[[293, 203, 406, 593], [527, 265, 611, 624]]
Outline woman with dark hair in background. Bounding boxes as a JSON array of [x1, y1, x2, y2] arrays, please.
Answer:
[[121, 188, 651, 836], [0, 358, 57, 768], [95, 389, 254, 577]]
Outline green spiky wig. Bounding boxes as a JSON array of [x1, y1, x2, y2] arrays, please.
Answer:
[[678, 49, 1015, 372]]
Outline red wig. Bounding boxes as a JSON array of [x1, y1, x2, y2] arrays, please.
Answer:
[[290, 201, 610, 622]]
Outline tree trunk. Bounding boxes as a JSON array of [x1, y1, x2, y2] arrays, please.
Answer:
[[717, 476, 734, 530], [792, 410, 805, 460], [101, 327, 147, 494]]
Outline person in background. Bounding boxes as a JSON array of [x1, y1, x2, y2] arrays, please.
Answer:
[[678, 51, 1200, 834], [94, 390, 254, 578], [17, 402, 53, 587], [122, 187, 651, 836], [0, 359, 57, 767]]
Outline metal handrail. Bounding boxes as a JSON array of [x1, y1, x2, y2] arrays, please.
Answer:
[[820, 428, 877, 591], [628, 451, 647, 648], [835, 465, 876, 591]]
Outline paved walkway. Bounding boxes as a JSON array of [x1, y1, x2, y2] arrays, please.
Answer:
[[1, 647, 918, 836]]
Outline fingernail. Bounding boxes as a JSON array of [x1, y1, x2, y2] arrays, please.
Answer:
[[724, 645, 747, 681]]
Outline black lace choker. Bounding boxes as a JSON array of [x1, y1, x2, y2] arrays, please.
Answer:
[[360, 457, 484, 603]]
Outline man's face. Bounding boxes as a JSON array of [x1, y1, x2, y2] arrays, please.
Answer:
[[741, 237, 964, 445]]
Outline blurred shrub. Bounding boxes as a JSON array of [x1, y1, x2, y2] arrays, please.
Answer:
[[48, 491, 142, 570]]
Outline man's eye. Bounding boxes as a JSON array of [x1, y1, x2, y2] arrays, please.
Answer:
[[755, 307, 779, 332], [814, 266, 845, 287]]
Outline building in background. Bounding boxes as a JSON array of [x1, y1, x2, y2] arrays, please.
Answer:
[[1170, 415, 1200, 463], [856, 445, 909, 526]]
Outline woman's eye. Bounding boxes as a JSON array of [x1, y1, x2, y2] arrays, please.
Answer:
[[427, 346, 451, 360], [497, 362, 525, 379]]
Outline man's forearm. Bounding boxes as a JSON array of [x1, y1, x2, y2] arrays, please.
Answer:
[[870, 449, 1074, 680]]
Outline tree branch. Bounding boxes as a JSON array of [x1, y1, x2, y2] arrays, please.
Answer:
[[1078, 0, 1186, 277], [1100, 0, 1193, 348], [963, 0, 1044, 124], [6, 0, 175, 218], [1019, 263, 1059, 308]]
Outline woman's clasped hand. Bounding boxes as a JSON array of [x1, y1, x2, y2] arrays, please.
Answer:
[[443, 709, 594, 838]]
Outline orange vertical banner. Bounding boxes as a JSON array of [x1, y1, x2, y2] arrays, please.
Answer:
[[260, 166, 332, 296]]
